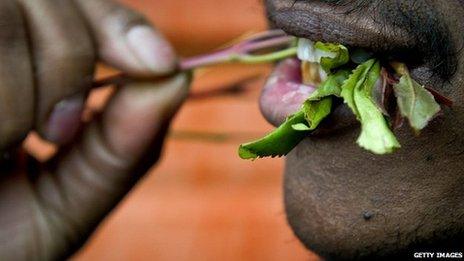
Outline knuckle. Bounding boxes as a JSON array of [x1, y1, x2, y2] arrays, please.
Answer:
[[39, 32, 95, 82], [49, 43, 94, 67], [38, 18, 95, 71]]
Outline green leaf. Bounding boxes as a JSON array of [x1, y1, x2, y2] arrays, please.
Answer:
[[238, 111, 309, 159], [308, 69, 351, 100], [314, 42, 349, 72], [300, 69, 350, 131], [340, 59, 376, 118], [292, 123, 312, 131], [237, 47, 298, 64], [302, 97, 332, 130], [355, 90, 401, 154], [392, 64, 441, 132], [341, 59, 401, 154]]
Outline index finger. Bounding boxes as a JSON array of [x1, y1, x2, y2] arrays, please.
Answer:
[[74, 0, 177, 76]]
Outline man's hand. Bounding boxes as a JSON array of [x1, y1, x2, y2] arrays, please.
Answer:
[[0, 0, 190, 259]]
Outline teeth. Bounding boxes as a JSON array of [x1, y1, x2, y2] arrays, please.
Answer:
[[301, 61, 328, 86], [297, 38, 337, 63], [297, 38, 317, 62], [298, 38, 335, 85], [319, 68, 328, 82]]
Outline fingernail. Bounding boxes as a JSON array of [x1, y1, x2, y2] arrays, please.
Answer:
[[46, 94, 85, 144], [126, 25, 177, 74]]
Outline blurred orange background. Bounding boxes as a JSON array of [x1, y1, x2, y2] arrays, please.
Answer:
[[72, 0, 318, 260]]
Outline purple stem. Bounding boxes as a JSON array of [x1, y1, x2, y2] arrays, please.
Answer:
[[179, 48, 233, 70], [180, 35, 294, 70], [240, 29, 287, 43], [93, 30, 294, 88], [238, 35, 294, 53]]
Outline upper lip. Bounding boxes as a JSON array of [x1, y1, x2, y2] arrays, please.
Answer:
[[265, 0, 419, 63], [265, 0, 461, 90]]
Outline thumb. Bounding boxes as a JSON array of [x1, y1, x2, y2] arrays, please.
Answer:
[[35, 73, 190, 257], [74, 0, 177, 75]]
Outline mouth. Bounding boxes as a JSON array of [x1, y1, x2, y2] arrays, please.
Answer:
[[259, 0, 456, 132], [259, 55, 358, 134], [259, 36, 366, 132]]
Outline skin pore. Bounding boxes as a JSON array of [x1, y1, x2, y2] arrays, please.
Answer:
[[265, 0, 464, 259]]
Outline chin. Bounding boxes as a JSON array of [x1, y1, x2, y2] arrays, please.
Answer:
[[282, 131, 464, 260]]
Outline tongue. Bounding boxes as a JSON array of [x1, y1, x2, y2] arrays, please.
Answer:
[[259, 58, 316, 126]]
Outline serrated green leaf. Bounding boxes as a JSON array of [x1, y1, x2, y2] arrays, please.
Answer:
[[355, 89, 401, 154], [314, 42, 349, 72], [392, 66, 441, 132], [238, 111, 308, 160], [302, 97, 332, 130], [341, 59, 400, 154], [308, 69, 351, 100]]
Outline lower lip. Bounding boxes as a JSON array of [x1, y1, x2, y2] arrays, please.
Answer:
[[259, 58, 316, 126], [259, 58, 358, 133]]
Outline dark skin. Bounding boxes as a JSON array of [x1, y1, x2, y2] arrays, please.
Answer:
[[0, 0, 189, 260], [265, 0, 464, 259], [1, 0, 463, 260]]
